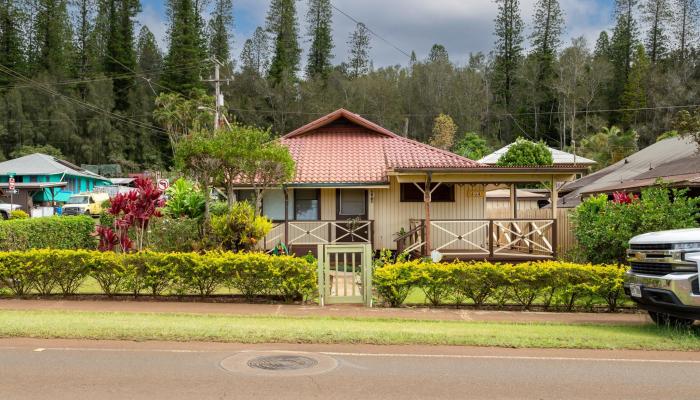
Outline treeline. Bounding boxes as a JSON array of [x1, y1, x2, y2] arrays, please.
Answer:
[[0, 0, 698, 171]]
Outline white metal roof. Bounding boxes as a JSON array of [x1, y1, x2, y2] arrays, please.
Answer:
[[479, 143, 597, 165], [0, 153, 108, 180]]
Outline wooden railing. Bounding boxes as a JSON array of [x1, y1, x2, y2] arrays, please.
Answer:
[[262, 220, 374, 251], [394, 218, 557, 259]]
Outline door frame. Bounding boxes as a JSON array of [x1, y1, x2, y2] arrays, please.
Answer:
[[317, 244, 373, 307]]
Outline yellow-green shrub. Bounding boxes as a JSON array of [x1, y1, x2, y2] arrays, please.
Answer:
[[415, 262, 455, 306], [373, 260, 422, 307], [451, 261, 508, 308]]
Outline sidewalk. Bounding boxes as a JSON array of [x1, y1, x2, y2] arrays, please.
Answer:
[[0, 299, 650, 325]]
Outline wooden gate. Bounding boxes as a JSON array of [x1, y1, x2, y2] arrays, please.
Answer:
[[317, 244, 373, 307]]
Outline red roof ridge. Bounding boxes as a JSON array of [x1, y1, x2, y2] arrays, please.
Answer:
[[391, 135, 484, 167], [283, 108, 400, 139]]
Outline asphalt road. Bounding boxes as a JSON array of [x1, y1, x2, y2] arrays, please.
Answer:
[[1, 339, 699, 400]]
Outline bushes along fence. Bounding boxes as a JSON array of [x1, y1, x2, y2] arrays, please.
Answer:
[[374, 260, 627, 311], [0, 250, 316, 302], [0, 216, 96, 251]]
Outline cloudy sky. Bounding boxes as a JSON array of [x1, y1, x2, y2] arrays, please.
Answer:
[[138, 0, 615, 68]]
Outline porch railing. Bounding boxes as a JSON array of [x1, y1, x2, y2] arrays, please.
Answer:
[[263, 220, 374, 251], [394, 218, 557, 259]]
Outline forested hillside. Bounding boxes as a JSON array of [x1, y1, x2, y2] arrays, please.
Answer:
[[0, 0, 698, 171]]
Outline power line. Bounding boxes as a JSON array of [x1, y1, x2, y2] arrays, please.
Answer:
[[0, 63, 167, 134], [330, 3, 413, 59]]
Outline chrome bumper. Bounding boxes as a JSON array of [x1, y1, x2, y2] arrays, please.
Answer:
[[625, 271, 700, 307]]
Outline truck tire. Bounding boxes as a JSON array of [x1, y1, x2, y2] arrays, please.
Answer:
[[0, 211, 7, 220], [648, 311, 695, 328]]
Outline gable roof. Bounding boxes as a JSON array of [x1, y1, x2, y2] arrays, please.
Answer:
[[0, 153, 108, 181], [280, 109, 482, 184], [479, 143, 596, 165], [559, 136, 699, 207]]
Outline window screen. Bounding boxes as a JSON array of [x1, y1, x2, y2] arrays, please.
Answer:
[[339, 189, 366, 216], [294, 189, 319, 220]]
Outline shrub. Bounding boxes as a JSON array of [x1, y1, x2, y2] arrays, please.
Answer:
[[210, 202, 273, 252], [0, 252, 33, 295], [496, 137, 553, 166], [452, 261, 507, 307], [168, 252, 222, 297], [415, 262, 455, 306], [86, 251, 134, 296], [164, 178, 206, 219], [147, 217, 202, 252], [373, 261, 421, 307], [10, 210, 28, 219], [223, 252, 274, 299], [270, 256, 317, 302], [573, 187, 699, 264], [0, 216, 96, 251]]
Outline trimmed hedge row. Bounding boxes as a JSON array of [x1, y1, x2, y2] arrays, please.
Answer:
[[0, 216, 96, 251], [374, 260, 627, 311], [0, 250, 316, 302]]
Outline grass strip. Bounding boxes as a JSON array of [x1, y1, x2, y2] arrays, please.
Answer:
[[1, 310, 699, 351]]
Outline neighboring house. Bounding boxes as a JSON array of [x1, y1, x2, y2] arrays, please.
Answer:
[[0, 153, 111, 210], [238, 109, 587, 260], [559, 136, 700, 208], [486, 189, 548, 216], [479, 143, 597, 167]]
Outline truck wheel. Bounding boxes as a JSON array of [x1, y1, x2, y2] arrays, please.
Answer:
[[0, 211, 7, 220], [648, 311, 695, 328]]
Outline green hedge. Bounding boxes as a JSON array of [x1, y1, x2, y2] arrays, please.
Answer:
[[374, 260, 626, 311], [0, 250, 316, 302], [0, 216, 96, 251]]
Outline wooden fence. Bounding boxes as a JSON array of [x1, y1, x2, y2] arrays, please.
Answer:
[[487, 208, 576, 256]]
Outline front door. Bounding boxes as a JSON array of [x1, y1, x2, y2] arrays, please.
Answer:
[[335, 189, 368, 243], [318, 244, 373, 306]]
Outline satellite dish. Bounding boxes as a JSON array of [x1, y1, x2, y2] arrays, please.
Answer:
[[431, 250, 443, 263]]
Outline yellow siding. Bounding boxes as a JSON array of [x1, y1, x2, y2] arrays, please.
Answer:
[[370, 177, 486, 250], [486, 199, 541, 216], [320, 188, 335, 220]]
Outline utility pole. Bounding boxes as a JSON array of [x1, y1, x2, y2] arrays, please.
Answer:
[[203, 57, 227, 129]]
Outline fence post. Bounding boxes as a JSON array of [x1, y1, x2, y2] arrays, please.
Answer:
[[552, 219, 558, 259], [317, 245, 325, 307], [488, 219, 494, 258]]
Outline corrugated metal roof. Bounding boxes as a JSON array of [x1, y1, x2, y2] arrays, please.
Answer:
[[479, 143, 597, 165], [0, 153, 108, 180]]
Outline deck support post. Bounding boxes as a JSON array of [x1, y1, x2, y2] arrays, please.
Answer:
[[551, 176, 559, 258], [283, 186, 289, 247], [510, 184, 517, 219], [424, 172, 432, 257]]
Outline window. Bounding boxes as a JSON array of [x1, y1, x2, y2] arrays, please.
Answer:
[[294, 189, 319, 220], [234, 190, 256, 204], [400, 183, 455, 202], [339, 189, 366, 216]]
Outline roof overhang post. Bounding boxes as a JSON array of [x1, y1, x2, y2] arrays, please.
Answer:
[[424, 172, 432, 257], [283, 185, 289, 247], [510, 184, 517, 219], [550, 176, 558, 220]]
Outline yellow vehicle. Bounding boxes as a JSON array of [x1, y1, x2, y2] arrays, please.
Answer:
[[62, 192, 110, 217]]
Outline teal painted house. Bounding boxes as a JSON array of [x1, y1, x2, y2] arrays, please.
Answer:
[[0, 153, 111, 204]]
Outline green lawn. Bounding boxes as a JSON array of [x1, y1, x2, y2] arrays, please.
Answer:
[[1, 309, 699, 351]]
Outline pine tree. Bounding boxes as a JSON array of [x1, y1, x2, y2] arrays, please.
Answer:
[[161, 0, 207, 94], [609, 0, 639, 112], [305, 0, 333, 78], [492, 0, 524, 110], [72, 0, 97, 79], [347, 22, 371, 78], [266, 0, 301, 85], [643, 0, 673, 63], [240, 26, 270, 76], [208, 0, 233, 64], [429, 114, 457, 150], [673, 0, 699, 60], [0, 0, 26, 85], [621, 44, 650, 125], [428, 44, 449, 63], [137, 26, 163, 78], [594, 31, 611, 59], [31, 0, 75, 77], [104, 0, 140, 111]]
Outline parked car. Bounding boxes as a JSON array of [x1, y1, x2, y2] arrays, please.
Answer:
[[0, 203, 22, 219], [624, 228, 700, 326], [62, 192, 110, 217]]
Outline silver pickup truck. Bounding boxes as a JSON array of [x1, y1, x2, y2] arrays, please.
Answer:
[[625, 228, 700, 326]]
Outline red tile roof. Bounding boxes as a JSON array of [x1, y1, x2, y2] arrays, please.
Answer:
[[281, 109, 482, 184]]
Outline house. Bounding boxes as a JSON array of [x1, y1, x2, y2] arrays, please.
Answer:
[[239, 109, 587, 260], [478, 143, 597, 167], [558, 136, 700, 208], [0, 153, 111, 210]]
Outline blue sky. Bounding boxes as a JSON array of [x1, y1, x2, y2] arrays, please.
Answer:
[[138, 0, 615, 67]]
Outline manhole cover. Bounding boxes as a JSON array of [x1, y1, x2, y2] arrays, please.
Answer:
[[247, 355, 318, 371]]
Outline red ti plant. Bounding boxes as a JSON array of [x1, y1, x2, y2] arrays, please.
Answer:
[[612, 191, 637, 204], [95, 176, 164, 252]]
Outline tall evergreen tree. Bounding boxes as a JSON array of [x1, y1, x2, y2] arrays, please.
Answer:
[[621, 44, 650, 125], [305, 0, 333, 78], [161, 0, 207, 94], [137, 26, 163, 77], [492, 0, 524, 110], [642, 0, 672, 63], [347, 22, 371, 78], [266, 0, 301, 84], [0, 0, 26, 85], [609, 0, 639, 113], [594, 31, 611, 59], [72, 0, 97, 79], [428, 44, 449, 63], [208, 0, 233, 64], [673, 0, 699, 60], [240, 26, 270, 76], [104, 0, 140, 111], [31, 0, 74, 77]]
